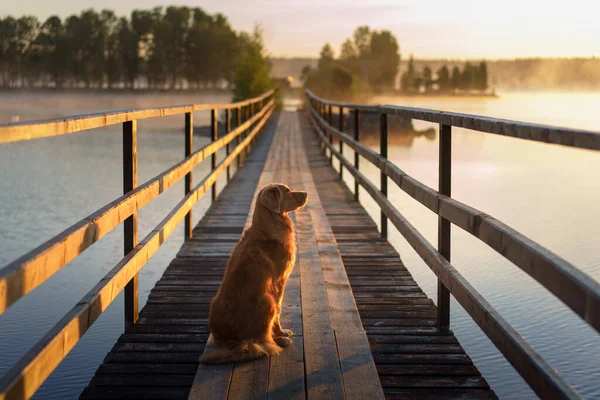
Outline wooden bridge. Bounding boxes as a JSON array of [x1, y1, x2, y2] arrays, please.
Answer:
[[0, 90, 599, 400]]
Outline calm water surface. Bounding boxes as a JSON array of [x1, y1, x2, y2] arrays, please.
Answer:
[[1, 91, 599, 399]]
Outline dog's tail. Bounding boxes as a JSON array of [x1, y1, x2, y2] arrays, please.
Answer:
[[199, 340, 281, 364]]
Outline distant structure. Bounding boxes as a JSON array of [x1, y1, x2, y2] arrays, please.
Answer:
[[273, 76, 294, 89]]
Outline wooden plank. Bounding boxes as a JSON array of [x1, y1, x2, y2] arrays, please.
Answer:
[[227, 357, 269, 400], [335, 332, 385, 399], [384, 389, 498, 400], [80, 386, 191, 400], [188, 335, 233, 400], [293, 113, 384, 399], [267, 339, 305, 400], [96, 363, 198, 375]]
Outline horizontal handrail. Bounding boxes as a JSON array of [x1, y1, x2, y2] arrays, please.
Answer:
[[306, 89, 600, 151], [308, 110, 581, 399], [0, 98, 274, 316], [0, 103, 274, 400], [308, 101, 600, 334], [0, 90, 274, 144]]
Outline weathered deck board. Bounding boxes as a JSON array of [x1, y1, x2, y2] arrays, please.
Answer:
[[81, 111, 495, 400]]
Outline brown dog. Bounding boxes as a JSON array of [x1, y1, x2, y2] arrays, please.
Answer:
[[200, 183, 308, 364]]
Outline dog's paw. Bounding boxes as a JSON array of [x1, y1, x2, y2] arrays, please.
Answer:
[[280, 328, 294, 337], [274, 337, 293, 347]]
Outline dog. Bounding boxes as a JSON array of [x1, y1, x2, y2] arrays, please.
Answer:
[[200, 183, 308, 364]]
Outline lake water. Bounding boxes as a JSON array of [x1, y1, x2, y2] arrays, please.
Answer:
[[1, 91, 599, 399]]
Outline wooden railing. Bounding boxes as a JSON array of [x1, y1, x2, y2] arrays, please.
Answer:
[[306, 89, 600, 400], [0, 90, 275, 400]]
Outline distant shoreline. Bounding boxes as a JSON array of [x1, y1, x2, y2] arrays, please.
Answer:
[[0, 87, 232, 95]]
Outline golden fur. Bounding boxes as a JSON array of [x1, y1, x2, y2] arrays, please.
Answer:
[[200, 183, 308, 364]]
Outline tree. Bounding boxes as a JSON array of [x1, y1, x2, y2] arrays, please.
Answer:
[[36, 16, 67, 87], [318, 43, 335, 72], [118, 17, 138, 88], [462, 62, 478, 91], [477, 61, 488, 91], [100, 10, 121, 88], [451, 66, 461, 91], [422, 66, 432, 92], [339, 38, 358, 74], [353, 25, 371, 82], [401, 54, 416, 93], [437, 65, 450, 92], [232, 25, 273, 102], [163, 6, 191, 88], [368, 30, 400, 91]]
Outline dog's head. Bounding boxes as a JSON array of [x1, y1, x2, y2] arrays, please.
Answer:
[[259, 183, 308, 215]]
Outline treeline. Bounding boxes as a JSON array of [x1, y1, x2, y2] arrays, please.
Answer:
[[301, 26, 400, 99], [401, 55, 488, 94], [0, 7, 253, 89]]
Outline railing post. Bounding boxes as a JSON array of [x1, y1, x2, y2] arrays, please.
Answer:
[[328, 105, 333, 165], [354, 109, 360, 201], [237, 107, 242, 167], [225, 109, 231, 182], [211, 109, 217, 202], [244, 106, 250, 156], [250, 102, 255, 149], [123, 120, 138, 330], [380, 113, 388, 239], [438, 123, 452, 331], [184, 112, 193, 240], [338, 106, 344, 179]]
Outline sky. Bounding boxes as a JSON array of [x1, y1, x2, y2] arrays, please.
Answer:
[[3, 0, 599, 59]]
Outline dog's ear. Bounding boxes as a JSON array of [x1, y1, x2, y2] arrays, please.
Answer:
[[260, 186, 282, 213]]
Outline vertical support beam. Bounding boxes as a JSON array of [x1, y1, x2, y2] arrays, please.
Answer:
[[225, 109, 231, 182], [328, 105, 333, 165], [437, 123, 452, 331], [338, 106, 344, 179], [123, 120, 138, 330], [211, 109, 217, 203], [184, 112, 193, 241], [354, 109, 360, 201], [250, 102, 255, 149], [380, 113, 388, 239], [237, 107, 242, 167], [244, 106, 250, 156]]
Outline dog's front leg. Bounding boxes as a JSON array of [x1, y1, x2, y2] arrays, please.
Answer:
[[272, 280, 293, 338]]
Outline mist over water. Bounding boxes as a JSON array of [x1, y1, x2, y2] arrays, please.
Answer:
[[0, 90, 599, 398]]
